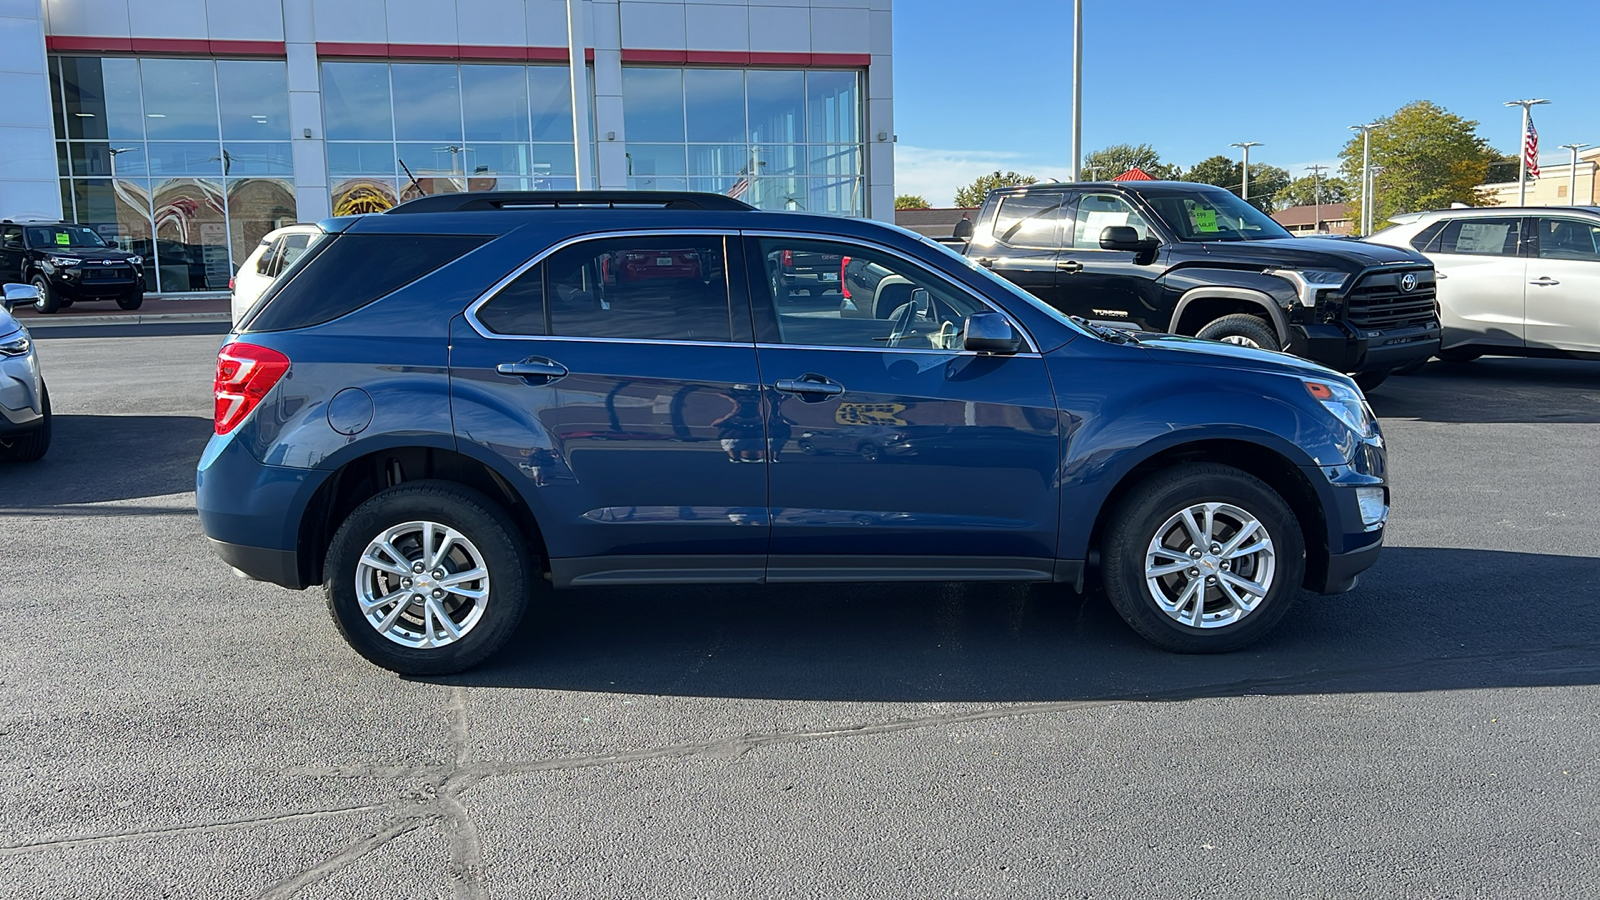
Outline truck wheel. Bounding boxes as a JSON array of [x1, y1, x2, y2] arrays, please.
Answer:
[[30, 275, 61, 314], [1353, 371, 1388, 392], [324, 480, 532, 675], [0, 383, 50, 463], [1101, 463, 1305, 653], [116, 291, 144, 311], [1196, 314, 1279, 351]]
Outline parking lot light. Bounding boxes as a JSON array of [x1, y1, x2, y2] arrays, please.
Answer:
[[1559, 143, 1590, 206]]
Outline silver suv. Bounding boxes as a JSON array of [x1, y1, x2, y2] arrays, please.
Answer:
[[0, 284, 50, 462], [1366, 207, 1600, 362]]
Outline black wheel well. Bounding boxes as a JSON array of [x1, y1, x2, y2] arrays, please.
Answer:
[[296, 447, 546, 588], [1173, 296, 1272, 337], [1088, 439, 1330, 590]]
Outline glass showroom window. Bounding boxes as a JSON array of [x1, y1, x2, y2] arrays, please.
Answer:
[[49, 56, 294, 293], [321, 61, 578, 217], [621, 67, 864, 216]]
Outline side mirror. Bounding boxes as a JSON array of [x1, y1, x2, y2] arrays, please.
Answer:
[[1099, 225, 1161, 264], [2, 283, 39, 312], [963, 311, 1020, 354]]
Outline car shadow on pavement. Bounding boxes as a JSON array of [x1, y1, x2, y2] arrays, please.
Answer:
[[1369, 358, 1600, 424], [0, 414, 211, 509], [433, 546, 1600, 703]]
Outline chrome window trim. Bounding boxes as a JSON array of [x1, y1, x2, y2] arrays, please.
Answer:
[[757, 342, 1041, 359], [463, 228, 745, 342], [740, 229, 1041, 353]]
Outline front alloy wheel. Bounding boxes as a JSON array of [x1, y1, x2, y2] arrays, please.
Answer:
[[1144, 502, 1276, 629]]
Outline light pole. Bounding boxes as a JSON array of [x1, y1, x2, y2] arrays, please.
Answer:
[[1306, 164, 1328, 235], [107, 147, 137, 179], [1230, 142, 1261, 201], [1349, 123, 1378, 236], [1070, 0, 1083, 181], [1082, 163, 1102, 182], [566, 0, 594, 189], [1559, 143, 1589, 206], [1505, 99, 1549, 205]]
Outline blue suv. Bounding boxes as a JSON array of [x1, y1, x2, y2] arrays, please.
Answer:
[[197, 191, 1390, 675]]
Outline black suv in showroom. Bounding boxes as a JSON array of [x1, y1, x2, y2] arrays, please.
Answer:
[[0, 222, 145, 314], [955, 182, 1439, 390]]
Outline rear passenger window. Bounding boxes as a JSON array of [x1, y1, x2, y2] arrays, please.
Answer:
[[1071, 193, 1157, 248], [476, 265, 545, 335], [542, 236, 732, 342], [991, 192, 1065, 249], [1432, 218, 1522, 256], [244, 233, 489, 332]]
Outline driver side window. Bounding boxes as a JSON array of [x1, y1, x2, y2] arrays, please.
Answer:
[[1070, 193, 1156, 248], [756, 238, 987, 350]]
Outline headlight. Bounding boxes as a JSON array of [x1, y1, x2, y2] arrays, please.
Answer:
[[1270, 269, 1349, 307], [0, 334, 31, 357], [48, 255, 82, 268], [128, 255, 143, 265], [1305, 379, 1376, 437]]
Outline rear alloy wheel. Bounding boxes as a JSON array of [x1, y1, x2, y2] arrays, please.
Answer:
[[0, 382, 50, 463], [30, 275, 61, 314], [1195, 314, 1280, 351], [1102, 463, 1305, 653], [324, 480, 531, 675], [116, 291, 144, 311]]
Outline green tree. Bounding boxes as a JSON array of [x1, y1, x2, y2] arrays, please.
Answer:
[[1339, 100, 1500, 233], [953, 171, 1037, 208], [895, 194, 932, 210], [1274, 174, 1351, 209], [1184, 154, 1240, 190], [1181, 156, 1290, 211], [1082, 143, 1180, 180]]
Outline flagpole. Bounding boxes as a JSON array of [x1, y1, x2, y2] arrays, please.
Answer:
[[1505, 99, 1550, 205]]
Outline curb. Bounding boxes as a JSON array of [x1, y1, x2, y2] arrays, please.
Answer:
[[22, 312, 233, 329]]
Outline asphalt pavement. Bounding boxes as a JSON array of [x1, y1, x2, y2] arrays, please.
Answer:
[[1, 336, 1596, 898]]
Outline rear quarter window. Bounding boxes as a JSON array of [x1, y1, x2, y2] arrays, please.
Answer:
[[242, 233, 489, 332]]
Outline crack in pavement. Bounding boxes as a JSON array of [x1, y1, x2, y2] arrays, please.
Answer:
[[0, 802, 390, 855]]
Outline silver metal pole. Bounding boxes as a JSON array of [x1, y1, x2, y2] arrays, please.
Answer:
[[1070, 0, 1082, 182], [1230, 142, 1260, 201], [1306, 164, 1327, 235], [567, 0, 594, 190], [1560, 143, 1589, 206], [1505, 99, 1550, 207], [1362, 130, 1371, 235]]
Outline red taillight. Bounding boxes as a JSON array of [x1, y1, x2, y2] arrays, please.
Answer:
[[840, 256, 851, 299], [228, 276, 235, 292], [781, 249, 793, 267], [214, 342, 290, 434]]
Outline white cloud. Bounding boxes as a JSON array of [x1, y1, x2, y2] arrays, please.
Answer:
[[894, 145, 1074, 207]]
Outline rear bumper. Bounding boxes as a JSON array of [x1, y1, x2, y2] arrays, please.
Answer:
[[211, 538, 307, 590], [1290, 320, 1439, 375]]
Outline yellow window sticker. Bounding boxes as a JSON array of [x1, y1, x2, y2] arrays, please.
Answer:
[[1193, 207, 1219, 232]]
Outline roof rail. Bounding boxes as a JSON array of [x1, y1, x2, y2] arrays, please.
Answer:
[[385, 191, 756, 215]]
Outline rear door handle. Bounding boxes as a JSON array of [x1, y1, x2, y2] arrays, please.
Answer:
[[496, 358, 569, 382], [1529, 277, 1560, 286], [1057, 259, 1083, 274], [774, 375, 844, 398]]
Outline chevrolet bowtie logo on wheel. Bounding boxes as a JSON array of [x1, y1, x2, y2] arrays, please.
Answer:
[[1400, 273, 1417, 292]]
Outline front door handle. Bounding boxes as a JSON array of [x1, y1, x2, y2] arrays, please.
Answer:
[[1529, 277, 1560, 286], [1057, 259, 1083, 274], [496, 358, 569, 382], [774, 375, 844, 399], [976, 257, 995, 268]]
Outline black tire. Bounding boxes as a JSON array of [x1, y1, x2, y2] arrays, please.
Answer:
[[857, 441, 880, 462], [116, 291, 144, 311], [30, 275, 61, 314], [1101, 463, 1305, 653], [1353, 370, 1389, 392], [1437, 348, 1482, 363], [1195, 314, 1280, 351], [1391, 358, 1428, 376], [324, 480, 533, 675], [0, 382, 50, 463]]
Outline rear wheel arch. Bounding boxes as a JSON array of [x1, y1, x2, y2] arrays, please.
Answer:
[[1084, 438, 1331, 592], [297, 445, 547, 588], [1172, 287, 1290, 345]]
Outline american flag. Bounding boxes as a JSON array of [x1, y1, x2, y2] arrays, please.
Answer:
[[726, 177, 750, 199], [1524, 115, 1540, 179]]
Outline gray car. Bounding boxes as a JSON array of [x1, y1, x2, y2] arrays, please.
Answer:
[[0, 284, 50, 462]]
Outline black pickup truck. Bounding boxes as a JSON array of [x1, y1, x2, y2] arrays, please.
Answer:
[[957, 181, 1439, 389]]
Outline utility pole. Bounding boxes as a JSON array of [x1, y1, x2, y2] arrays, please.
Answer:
[[1230, 142, 1261, 201], [1070, 0, 1083, 181], [1559, 143, 1589, 206], [1505, 99, 1550, 206], [1306, 164, 1328, 235], [567, 0, 594, 190], [1349, 123, 1378, 236]]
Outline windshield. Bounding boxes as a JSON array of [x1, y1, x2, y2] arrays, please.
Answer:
[[1138, 186, 1292, 242], [27, 225, 108, 250], [889, 224, 1094, 339]]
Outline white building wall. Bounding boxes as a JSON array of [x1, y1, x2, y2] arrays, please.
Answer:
[[14, 0, 894, 222]]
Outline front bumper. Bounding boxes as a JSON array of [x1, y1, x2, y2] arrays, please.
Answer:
[[1289, 320, 1440, 375]]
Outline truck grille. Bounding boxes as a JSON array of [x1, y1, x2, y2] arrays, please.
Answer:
[[1344, 268, 1437, 330], [82, 265, 133, 282]]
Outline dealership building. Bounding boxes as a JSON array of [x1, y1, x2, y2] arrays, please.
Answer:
[[0, 0, 893, 293]]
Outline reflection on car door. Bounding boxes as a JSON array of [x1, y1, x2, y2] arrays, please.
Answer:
[[747, 236, 1061, 581], [1424, 216, 1528, 349], [1526, 217, 1600, 351], [450, 233, 769, 584]]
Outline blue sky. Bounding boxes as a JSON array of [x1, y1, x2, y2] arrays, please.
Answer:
[[891, 0, 1600, 206]]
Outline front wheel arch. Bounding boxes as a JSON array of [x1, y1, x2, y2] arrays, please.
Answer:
[[1171, 288, 1291, 346]]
